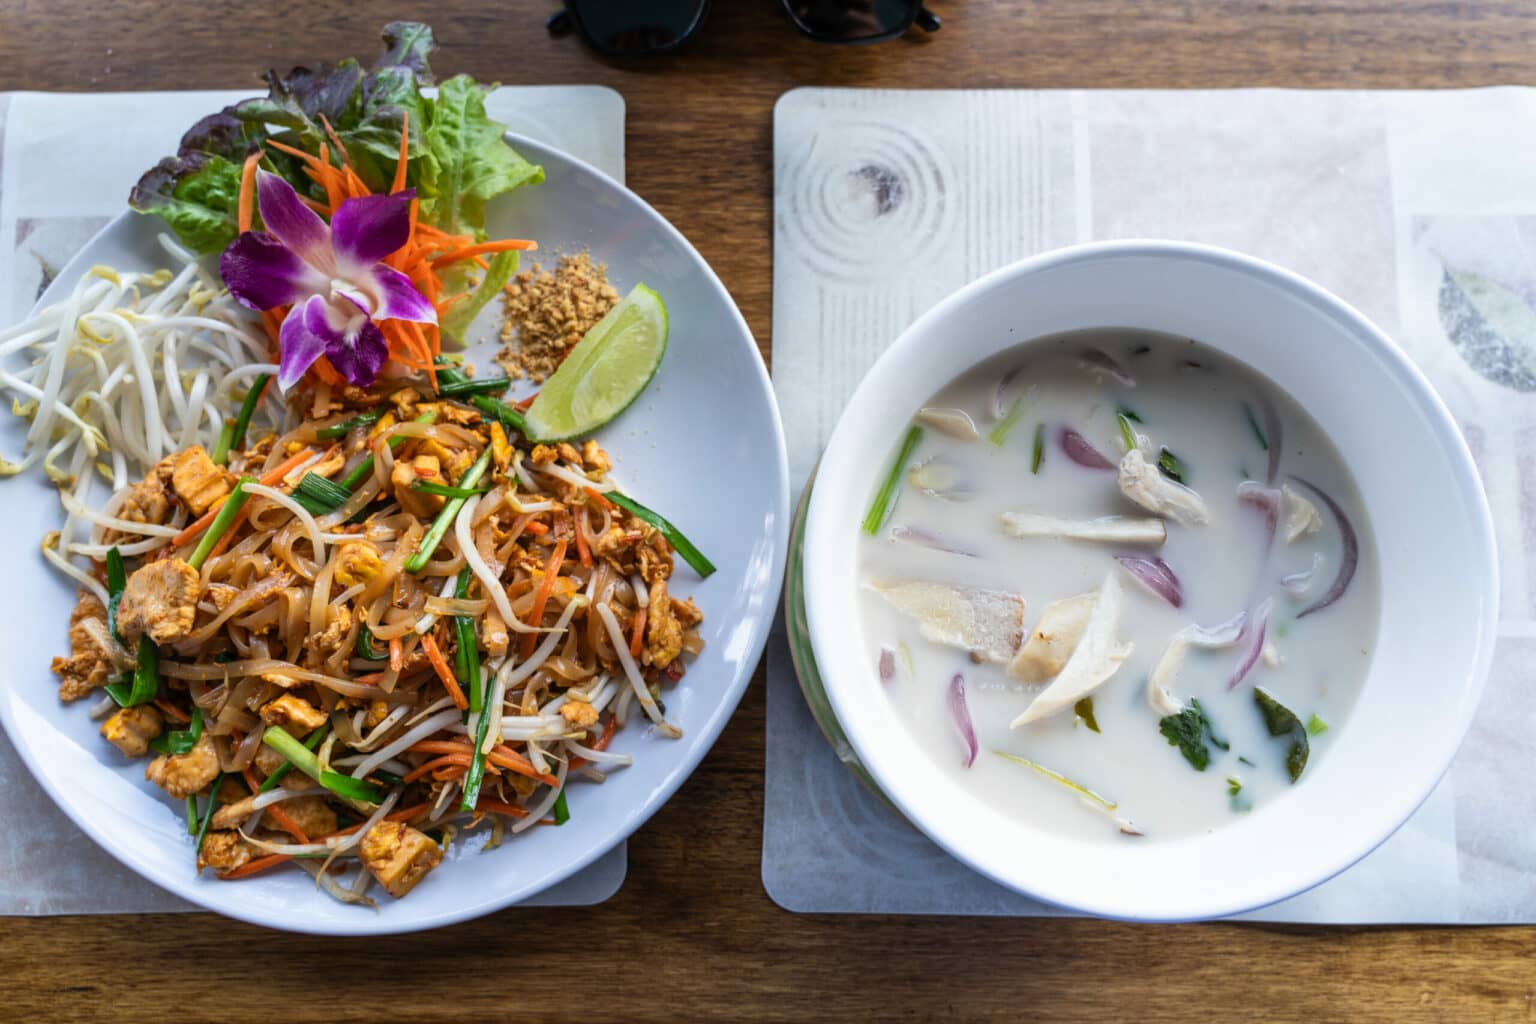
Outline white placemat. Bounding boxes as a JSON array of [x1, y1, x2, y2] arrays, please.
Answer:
[[0, 85, 629, 914], [765, 86, 1536, 922]]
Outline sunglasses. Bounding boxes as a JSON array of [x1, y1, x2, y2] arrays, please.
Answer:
[[548, 1, 941, 55]]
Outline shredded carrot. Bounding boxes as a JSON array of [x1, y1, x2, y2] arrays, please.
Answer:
[[218, 853, 293, 880], [403, 752, 474, 783], [205, 503, 248, 561], [630, 606, 647, 659], [574, 517, 592, 569], [428, 238, 538, 269], [388, 636, 404, 673], [392, 111, 410, 194], [473, 798, 532, 819], [515, 393, 538, 412], [524, 520, 549, 537], [311, 355, 346, 387], [318, 113, 351, 169], [585, 488, 615, 511], [318, 803, 432, 841], [235, 767, 311, 843], [521, 538, 568, 659], [171, 447, 317, 548], [265, 139, 324, 171], [420, 634, 467, 710], [592, 715, 620, 752], [154, 698, 191, 725], [237, 152, 261, 233], [407, 739, 558, 787]]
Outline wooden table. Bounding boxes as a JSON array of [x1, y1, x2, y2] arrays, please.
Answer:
[[2, 2, 1534, 1020]]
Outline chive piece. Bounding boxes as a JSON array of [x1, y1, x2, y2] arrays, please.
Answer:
[[1074, 697, 1100, 733], [987, 397, 1025, 447], [257, 724, 329, 793], [212, 373, 269, 465], [437, 377, 512, 399], [107, 634, 163, 709], [184, 795, 199, 835], [262, 725, 385, 803], [373, 770, 407, 788], [1237, 755, 1255, 767], [1226, 776, 1243, 796], [454, 568, 483, 714], [861, 425, 923, 537], [105, 546, 127, 644], [291, 472, 353, 515], [187, 480, 251, 571], [1030, 423, 1045, 474], [1116, 411, 1138, 451], [604, 490, 717, 578], [1227, 775, 1253, 813], [315, 408, 386, 441], [470, 395, 530, 437], [552, 790, 571, 825], [192, 771, 225, 861], [1116, 405, 1143, 423], [150, 707, 204, 755], [1306, 713, 1329, 736], [459, 693, 493, 813], [337, 408, 439, 491], [1157, 447, 1186, 484], [404, 447, 493, 574], [355, 623, 387, 662], [410, 479, 493, 500], [1243, 402, 1270, 451]]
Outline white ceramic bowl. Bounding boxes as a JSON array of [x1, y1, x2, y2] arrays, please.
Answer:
[[803, 241, 1498, 921], [0, 133, 789, 934]]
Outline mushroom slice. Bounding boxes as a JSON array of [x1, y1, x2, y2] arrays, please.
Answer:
[[1012, 574, 1133, 726], [1000, 511, 1166, 546], [871, 581, 1025, 665], [915, 407, 981, 441], [1281, 483, 1322, 543], [1008, 592, 1095, 683], [1118, 448, 1210, 527]]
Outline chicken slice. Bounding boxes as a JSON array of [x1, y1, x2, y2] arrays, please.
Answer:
[[1117, 448, 1210, 527], [100, 705, 164, 758], [1281, 484, 1322, 543], [145, 732, 220, 799], [116, 557, 200, 645], [198, 831, 256, 874], [360, 821, 444, 898], [1000, 511, 1166, 546], [52, 590, 117, 702], [259, 693, 329, 736], [1013, 574, 1132, 726], [1145, 614, 1246, 715], [872, 581, 1025, 665], [1009, 592, 1095, 683]]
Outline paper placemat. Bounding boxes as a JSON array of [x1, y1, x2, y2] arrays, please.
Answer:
[[0, 85, 628, 914], [765, 86, 1536, 922]]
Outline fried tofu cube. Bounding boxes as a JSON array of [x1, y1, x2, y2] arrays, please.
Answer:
[[360, 821, 443, 898], [145, 733, 220, 800], [116, 557, 200, 645], [171, 444, 233, 515], [260, 693, 328, 736], [100, 705, 163, 758], [277, 795, 339, 838]]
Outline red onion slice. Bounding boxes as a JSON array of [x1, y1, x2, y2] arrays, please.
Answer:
[[1227, 599, 1274, 689], [1080, 348, 1137, 387], [1114, 555, 1184, 608], [878, 648, 896, 682], [948, 673, 978, 768], [1236, 481, 1281, 534], [1288, 476, 1359, 619], [889, 525, 977, 558], [1060, 428, 1117, 470]]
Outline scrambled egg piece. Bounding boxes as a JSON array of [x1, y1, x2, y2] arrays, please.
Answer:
[[360, 821, 444, 898], [644, 578, 684, 670], [581, 440, 612, 475], [117, 557, 201, 645], [560, 700, 599, 729], [392, 454, 446, 519], [259, 693, 329, 736], [145, 732, 220, 799], [170, 444, 233, 515], [100, 705, 163, 758]]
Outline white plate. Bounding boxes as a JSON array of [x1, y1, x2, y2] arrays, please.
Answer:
[[0, 134, 789, 934]]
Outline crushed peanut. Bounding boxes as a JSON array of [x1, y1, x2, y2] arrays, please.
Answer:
[[495, 252, 619, 384]]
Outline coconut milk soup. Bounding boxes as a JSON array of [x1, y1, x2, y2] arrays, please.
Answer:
[[857, 331, 1379, 841]]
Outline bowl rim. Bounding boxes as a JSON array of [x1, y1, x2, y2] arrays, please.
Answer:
[[802, 238, 1500, 921], [0, 131, 790, 935]]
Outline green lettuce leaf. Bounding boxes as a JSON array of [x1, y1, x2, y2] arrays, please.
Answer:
[[418, 75, 544, 238], [128, 152, 246, 254], [441, 250, 519, 345]]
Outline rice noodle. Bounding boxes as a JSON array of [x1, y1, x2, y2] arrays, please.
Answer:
[[349, 709, 464, 779]]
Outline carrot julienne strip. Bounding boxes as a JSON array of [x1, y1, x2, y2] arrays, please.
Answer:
[[521, 538, 568, 659], [420, 634, 467, 710]]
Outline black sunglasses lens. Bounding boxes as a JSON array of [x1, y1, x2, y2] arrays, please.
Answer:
[[784, 0, 919, 41], [567, 0, 708, 54]]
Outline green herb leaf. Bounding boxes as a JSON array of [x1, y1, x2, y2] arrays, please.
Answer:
[[1226, 776, 1243, 796], [1157, 447, 1186, 483], [988, 397, 1026, 447], [1254, 687, 1310, 783], [552, 790, 571, 825], [1157, 698, 1228, 771], [1074, 697, 1100, 733], [1227, 776, 1253, 813], [1030, 423, 1044, 474], [1306, 713, 1329, 736], [862, 425, 923, 536]]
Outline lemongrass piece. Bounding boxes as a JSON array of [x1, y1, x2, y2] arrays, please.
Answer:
[[1000, 511, 1166, 546]]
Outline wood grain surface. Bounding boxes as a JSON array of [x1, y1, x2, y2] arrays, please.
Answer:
[[2, 2, 1535, 1020]]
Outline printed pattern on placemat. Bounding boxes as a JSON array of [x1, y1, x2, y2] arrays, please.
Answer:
[[767, 86, 1536, 922]]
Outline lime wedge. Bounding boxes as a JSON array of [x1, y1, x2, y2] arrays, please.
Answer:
[[522, 284, 667, 442]]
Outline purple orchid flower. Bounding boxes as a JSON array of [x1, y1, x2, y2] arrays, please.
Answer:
[[220, 170, 436, 390]]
